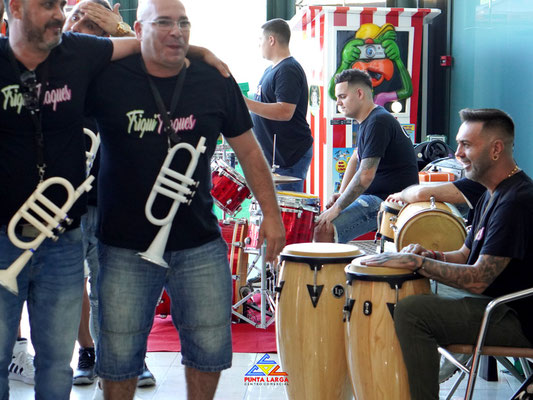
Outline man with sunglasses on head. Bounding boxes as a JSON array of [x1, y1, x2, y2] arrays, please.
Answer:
[[63, 0, 157, 388], [87, 0, 285, 399], [0, 0, 227, 399]]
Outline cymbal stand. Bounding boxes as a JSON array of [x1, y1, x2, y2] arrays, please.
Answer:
[[232, 233, 276, 329], [271, 134, 279, 173]]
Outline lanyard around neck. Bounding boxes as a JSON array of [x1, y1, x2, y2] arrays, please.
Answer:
[[7, 44, 50, 182], [141, 59, 187, 147]]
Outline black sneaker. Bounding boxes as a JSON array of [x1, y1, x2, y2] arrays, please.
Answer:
[[137, 362, 156, 387], [73, 347, 96, 385]]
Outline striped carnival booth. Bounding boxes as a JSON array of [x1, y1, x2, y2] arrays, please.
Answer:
[[289, 6, 440, 207]]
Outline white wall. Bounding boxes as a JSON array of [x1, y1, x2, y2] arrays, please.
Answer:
[[184, 0, 270, 93]]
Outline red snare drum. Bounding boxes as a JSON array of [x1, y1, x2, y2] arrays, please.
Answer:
[[247, 191, 320, 249], [211, 159, 251, 215]]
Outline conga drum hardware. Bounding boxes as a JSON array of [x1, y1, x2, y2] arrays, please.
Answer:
[[276, 242, 364, 400]]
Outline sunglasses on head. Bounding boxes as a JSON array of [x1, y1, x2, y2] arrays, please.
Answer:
[[20, 70, 40, 112]]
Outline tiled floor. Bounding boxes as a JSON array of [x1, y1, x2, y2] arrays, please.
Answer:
[[8, 344, 525, 399], [7, 241, 527, 399]]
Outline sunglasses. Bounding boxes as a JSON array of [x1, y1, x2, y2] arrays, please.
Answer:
[[20, 70, 40, 112]]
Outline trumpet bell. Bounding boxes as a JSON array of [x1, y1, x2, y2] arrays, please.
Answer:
[[138, 251, 169, 269], [0, 250, 34, 295], [0, 270, 19, 296], [137, 223, 171, 269]]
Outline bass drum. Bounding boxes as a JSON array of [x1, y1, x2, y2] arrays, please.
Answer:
[[394, 200, 466, 252]]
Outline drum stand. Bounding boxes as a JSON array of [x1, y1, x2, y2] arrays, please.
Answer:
[[232, 242, 276, 329]]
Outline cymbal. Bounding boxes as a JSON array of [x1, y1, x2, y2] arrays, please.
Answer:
[[272, 173, 302, 184]]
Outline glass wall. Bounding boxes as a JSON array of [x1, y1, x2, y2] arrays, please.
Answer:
[[450, 0, 533, 174]]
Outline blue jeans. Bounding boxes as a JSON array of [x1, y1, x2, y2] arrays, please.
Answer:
[[275, 145, 313, 192], [0, 227, 84, 400], [96, 237, 233, 381], [331, 194, 382, 243], [81, 205, 100, 345]]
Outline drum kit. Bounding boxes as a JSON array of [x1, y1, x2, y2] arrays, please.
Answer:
[[210, 146, 321, 329]]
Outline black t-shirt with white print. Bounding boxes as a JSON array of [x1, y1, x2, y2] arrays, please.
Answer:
[[0, 33, 113, 225], [88, 55, 253, 251]]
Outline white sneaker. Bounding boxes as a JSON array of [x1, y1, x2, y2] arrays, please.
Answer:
[[92, 381, 104, 400], [8, 339, 35, 385]]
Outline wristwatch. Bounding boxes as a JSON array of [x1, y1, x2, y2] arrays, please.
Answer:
[[114, 21, 133, 37]]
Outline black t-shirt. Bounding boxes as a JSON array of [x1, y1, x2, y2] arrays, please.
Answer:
[[251, 57, 313, 168], [452, 177, 486, 225], [465, 171, 533, 342], [0, 33, 113, 225], [88, 55, 253, 251], [356, 106, 419, 199]]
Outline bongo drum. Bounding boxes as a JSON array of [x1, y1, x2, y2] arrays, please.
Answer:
[[376, 200, 403, 242], [393, 199, 466, 252], [344, 256, 430, 399], [276, 243, 363, 400], [210, 159, 251, 215]]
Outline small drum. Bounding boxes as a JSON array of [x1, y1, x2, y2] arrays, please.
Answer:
[[210, 159, 251, 215], [376, 200, 403, 242], [276, 243, 363, 400], [344, 256, 430, 399], [247, 191, 320, 249], [393, 199, 466, 252]]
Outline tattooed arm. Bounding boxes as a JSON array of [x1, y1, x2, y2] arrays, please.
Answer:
[[316, 157, 380, 227], [362, 248, 511, 294]]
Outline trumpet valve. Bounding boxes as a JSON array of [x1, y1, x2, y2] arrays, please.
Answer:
[[62, 217, 73, 226], [54, 225, 66, 234]]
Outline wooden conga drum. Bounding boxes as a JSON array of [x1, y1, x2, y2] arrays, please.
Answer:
[[393, 200, 466, 252], [344, 256, 430, 400], [376, 200, 403, 242], [276, 243, 363, 400]]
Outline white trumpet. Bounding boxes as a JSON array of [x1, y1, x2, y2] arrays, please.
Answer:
[[139, 137, 207, 268], [84, 128, 100, 175], [0, 176, 95, 295]]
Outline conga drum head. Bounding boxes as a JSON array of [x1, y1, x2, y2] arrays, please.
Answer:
[[394, 201, 466, 252], [281, 242, 363, 258], [346, 255, 413, 277]]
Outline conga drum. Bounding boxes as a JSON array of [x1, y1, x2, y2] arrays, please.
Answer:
[[344, 256, 430, 399], [393, 199, 466, 252], [276, 243, 363, 400], [376, 200, 403, 242]]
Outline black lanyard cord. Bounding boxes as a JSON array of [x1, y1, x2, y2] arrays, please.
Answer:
[[7, 44, 50, 182], [140, 59, 187, 147]]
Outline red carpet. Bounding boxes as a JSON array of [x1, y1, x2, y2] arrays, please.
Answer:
[[147, 316, 277, 353]]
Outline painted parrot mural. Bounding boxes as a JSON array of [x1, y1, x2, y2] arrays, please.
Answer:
[[328, 23, 412, 108]]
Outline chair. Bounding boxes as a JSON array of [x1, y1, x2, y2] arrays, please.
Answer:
[[438, 286, 533, 400]]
